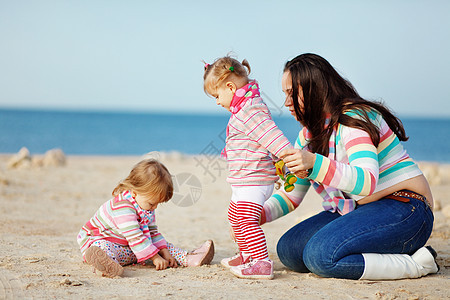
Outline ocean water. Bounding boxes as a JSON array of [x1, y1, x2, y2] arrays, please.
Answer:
[[0, 108, 449, 163]]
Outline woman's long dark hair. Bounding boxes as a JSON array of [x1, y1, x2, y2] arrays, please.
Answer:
[[284, 53, 408, 156]]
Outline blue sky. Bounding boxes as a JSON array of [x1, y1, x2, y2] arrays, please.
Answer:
[[1, 0, 449, 117]]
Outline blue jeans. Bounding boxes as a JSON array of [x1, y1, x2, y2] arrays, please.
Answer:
[[276, 197, 434, 279]]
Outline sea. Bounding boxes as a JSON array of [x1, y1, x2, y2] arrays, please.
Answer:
[[0, 108, 449, 163]]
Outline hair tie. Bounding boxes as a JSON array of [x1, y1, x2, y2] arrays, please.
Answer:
[[204, 63, 210, 70], [229, 66, 234, 72]]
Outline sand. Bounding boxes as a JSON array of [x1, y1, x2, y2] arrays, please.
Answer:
[[0, 152, 449, 299]]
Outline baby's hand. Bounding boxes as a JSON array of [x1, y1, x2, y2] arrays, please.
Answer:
[[151, 254, 169, 270], [166, 256, 178, 268], [159, 248, 178, 268]]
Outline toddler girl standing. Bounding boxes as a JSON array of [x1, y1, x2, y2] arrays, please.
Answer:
[[203, 56, 293, 279], [77, 159, 214, 277]]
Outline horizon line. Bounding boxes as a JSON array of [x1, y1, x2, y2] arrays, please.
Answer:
[[0, 105, 449, 120]]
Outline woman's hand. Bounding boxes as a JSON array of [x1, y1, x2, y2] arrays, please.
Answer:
[[150, 253, 169, 270], [280, 148, 316, 178], [159, 248, 178, 268]]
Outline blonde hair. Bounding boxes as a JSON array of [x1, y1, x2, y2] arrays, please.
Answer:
[[112, 159, 173, 203], [203, 56, 251, 96]]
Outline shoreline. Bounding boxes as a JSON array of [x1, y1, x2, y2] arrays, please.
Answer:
[[1, 150, 450, 161]]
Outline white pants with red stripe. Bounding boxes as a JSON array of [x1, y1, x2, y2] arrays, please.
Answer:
[[228, 184, 274, 261]]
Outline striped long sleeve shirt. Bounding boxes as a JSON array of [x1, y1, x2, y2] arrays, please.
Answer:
[[261, 109, 423, 221], [225, 82, 292, 186], [77, 190, 167, 263]]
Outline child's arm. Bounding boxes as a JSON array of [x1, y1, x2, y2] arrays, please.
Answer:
[[113, 205, 162, 263], [148, 224, 168, 251], [239, 102, 292, 157]]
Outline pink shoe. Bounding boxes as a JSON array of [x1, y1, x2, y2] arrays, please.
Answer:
[[85, 246, 123, 278], [230, 259, 274, 279], [220, 253, 251, 268], [186, 240, 215, 267]]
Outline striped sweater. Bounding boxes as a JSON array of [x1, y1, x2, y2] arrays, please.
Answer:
[[261, 109, 423, 221], [225, 82, 292, 186], [77, 190, 167, 263]]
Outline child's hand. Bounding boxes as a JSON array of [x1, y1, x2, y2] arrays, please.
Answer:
[[150, 254, 169, 270], [159, 248, 178, 268]]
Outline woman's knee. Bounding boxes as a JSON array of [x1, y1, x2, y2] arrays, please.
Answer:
[[303, 239, 332, 277], [276, 211, 339, 273], [276, 230, 309, 273], [303, 231, 347, 278], [302, 233, 365, 280]]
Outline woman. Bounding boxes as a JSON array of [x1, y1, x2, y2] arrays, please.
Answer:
[[260, 53, 439, 280]]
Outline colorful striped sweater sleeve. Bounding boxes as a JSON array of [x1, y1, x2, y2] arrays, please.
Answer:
[[147, 222, 167, 251], [110, 200, 162, 262], [260, 178, 311, 224], [308, 124, 379, 196]]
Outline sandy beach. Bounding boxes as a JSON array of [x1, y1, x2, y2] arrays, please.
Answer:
[[0, 152, 449, 299]]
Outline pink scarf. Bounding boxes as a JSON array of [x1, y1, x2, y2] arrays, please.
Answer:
[[229, 81, 260, 114]]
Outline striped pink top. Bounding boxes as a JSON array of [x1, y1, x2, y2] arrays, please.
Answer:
[[225, 82, 292, 186]]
